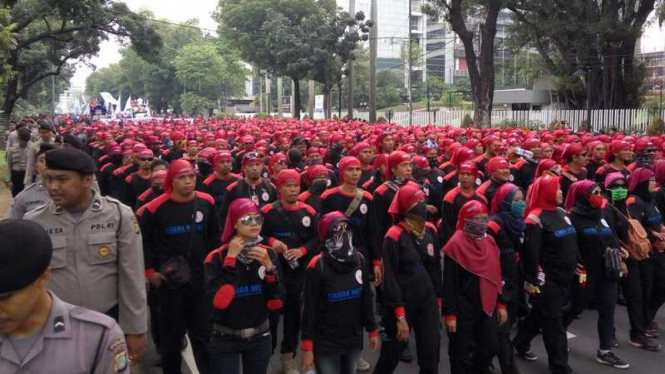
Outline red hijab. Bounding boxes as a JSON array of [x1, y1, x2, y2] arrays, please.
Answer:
[[564, 180, 597, 211], [443, 200, 503, 317], [525, 175, 561, 217]]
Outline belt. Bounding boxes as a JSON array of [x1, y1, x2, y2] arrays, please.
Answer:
[[212, 320, 269, 339]]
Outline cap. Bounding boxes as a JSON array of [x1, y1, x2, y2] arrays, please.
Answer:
[[276, 169, 300, 189], [46, 148, 97, 174], [0, 220, 53, 293], [62, 133, 83, 149]]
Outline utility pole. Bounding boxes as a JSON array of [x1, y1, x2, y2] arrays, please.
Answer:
[[277, 77, 283, 116], [265, 76, 271, 115], [369, 0, 377, 123], [347, 0, 356, 120], [407, 0, 413, 126]]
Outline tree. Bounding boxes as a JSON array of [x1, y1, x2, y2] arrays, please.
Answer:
[[508, 0, 660, 109], [174, 40, 247, 115], [216, 0, 369, 119], [425, 0, 505, 127], [1, 0, 162, 121], [376, 70, 404, 109]]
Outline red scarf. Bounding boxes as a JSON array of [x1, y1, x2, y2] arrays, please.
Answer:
[[443, 231, 502, 317]]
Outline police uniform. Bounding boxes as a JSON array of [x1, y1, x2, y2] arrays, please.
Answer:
[[23, 139, 52, 186], [0, 291, 130, 374], [25, 192, 148, 335], [6, 181, 50, 219]]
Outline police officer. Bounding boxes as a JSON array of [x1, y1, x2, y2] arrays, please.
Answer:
[[23, 120, 55, 186], [24, 147, 148, 364], [7, 143, 55, 219], [0, 219, 130, 374]]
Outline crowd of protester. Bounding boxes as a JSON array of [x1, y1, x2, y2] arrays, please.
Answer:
[[2, 114, 665, 374]]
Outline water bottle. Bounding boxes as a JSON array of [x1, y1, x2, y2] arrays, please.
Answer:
[[284, 253, 299, 270]]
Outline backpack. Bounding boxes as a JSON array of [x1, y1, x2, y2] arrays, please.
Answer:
[[609, 204, 651, 260]]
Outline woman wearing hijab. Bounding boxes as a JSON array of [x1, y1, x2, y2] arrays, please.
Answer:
[[373, 183, 442, 374], [487, 183, 525, 374], [204, 198, 285, 374], [623, 168, 663, 351], [300, 212, 379, 374], [513, 175, 577, 374], [443, 200, 507, 374], [561, 181, 630, 368]]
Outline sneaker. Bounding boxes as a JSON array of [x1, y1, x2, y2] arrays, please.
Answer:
[[596, 352, 630, 369], [399, 346, 413, 363], [629, 335, 661, 352], [357, 357, 371, 371], [517, 350, 538, 361], [646, 321, 659, 339]]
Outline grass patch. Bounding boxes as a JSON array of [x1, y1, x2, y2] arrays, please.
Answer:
[[0, 150, 5, 179]]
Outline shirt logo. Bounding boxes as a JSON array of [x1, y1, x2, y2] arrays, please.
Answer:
[[509, 174, 515, 182], [258, 266, 266, 280], [195, 211, 204, 223], [437, 176, 443, 184], [601, 219, 609, 227], [262, 192, 270, 202], [359, 203, 368, 215], [53, 316, 65, 333], [302, 216, 311, 227], [356, 269, 363, 284], [98, 246, 111, 258], [427, 243, 434, 257], [564, 216, 572, 225]]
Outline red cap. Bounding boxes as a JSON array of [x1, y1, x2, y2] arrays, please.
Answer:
[[338, 156, 361, 183], [487, 157, 509, 173], [456, 200, 488, 230], [386, 151, 412, 181], [150, 169, 167, 181], [214, 151, 232, 164], [412, 156, 429, 169], [275, 169, 300, 189], [562, 143, 586, 163], [242, 151, 263, 166], [459, 161, 478, 176], [164, 160, 195, 193], [222, 198, 261, 243], [349, 142, 371, 157]]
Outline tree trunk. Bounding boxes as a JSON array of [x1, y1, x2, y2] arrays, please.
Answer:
[[292, 78, 301, 119]]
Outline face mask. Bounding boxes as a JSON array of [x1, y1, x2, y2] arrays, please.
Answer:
[[325, 222, 354, 262], [511, 200, 526, 218], [588, 193, 604, 208], [310, 179, 329, 196], [428, 157, 438, 169], [412, 168, 428, 183], [610, 187, 628, 202], [405, 202, 427, 239], [463, 216, 489, 240]]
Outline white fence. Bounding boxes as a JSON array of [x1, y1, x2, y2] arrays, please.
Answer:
[[354, 109, 665, 133]]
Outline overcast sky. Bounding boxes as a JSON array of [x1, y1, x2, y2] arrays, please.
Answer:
[[70, 0, 665, 89]]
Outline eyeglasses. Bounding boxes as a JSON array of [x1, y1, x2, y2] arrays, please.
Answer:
[[239, 214, 264, 226], [333, 222, 349, 234], [140, 157, 153, 162], [275, 160, 287, 165], [590, 190, 603, 195]]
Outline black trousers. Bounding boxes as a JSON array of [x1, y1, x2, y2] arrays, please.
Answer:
[[158, 282, 212, 374], [563, 253, 617, 350], [514, 282, 571, 374], [271, 274, 305, 355], [373, 296, 440, 374], [209, 331, 271, 374], [648, 251, 665, 326], [10, 170, 25, 197], [621, 258, 654, 339], [148, 285, 162, 348], [497, 276, 520, 374]]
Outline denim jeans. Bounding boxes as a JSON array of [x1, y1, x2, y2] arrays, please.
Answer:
[[209, 331, 272, 374], [314, 348, 361, 374]]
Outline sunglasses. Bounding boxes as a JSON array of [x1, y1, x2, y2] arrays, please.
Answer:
[[275, 160, 287, 165], [239, 214, 264, 226], [590, 190, 603, 195], [333, 222, 349, 234], [140, 157, 153, 162]]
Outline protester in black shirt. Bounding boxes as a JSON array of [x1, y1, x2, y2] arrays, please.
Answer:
[[205, 198, 284, 374], [443, 200, 507, 374], [137, 159, 222, 374], [260, 169, 319, 373], [441, 162, 488, 242], [477, 157, 511, 209], [487, 183, 525, 374], [514, 176, 577, 374], [298, 164, 330, 212], [300, 212, 379, 374], [373, 184, 441, 374], [121, 149, 153, 209], [562, 180, 630, 368], [202, 151, 240, 214], [624, 168, 663, 351]]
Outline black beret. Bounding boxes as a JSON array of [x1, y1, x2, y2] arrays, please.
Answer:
[[62, 133, 83, 149], [38, 120, 55, 133], [0, 220, 53, 293], [46, 147, 97, 174]]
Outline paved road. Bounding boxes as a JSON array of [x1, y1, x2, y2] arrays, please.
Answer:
[[138, 303, 665, 374]]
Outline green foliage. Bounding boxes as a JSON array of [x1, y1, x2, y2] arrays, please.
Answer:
[[508, 0, 656, 109], [2, 0, 163, 116], [0, 7, 17, 87], [180, 93, 212, 116], [647, 118, 665, 136], [253, 113, 271, 119], [376, 70, 404, 109]]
